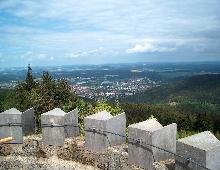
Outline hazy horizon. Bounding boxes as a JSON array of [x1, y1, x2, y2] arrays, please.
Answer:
[[1, 61, 220, 70], [0, 0, 220, 67]]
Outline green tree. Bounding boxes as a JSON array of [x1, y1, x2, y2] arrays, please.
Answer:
[[25, 64, 35, 91], [55, 78, 72, 107], [3, 65, 36, 111]]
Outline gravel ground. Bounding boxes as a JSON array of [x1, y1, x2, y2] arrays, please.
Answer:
[[0, 155, 98, 170], [0, 134, 174, 170]]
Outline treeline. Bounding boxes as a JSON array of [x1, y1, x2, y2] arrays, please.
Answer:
[[124, 74, 220, 104], [121, 102, 220, 138], [1, 66, 220, 139], [121, 74, 220, 139], [1, 66, 77, 130], [0, 65, 123, 132]]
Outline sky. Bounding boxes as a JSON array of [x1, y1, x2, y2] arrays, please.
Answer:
[[0, 0, 220, 67]]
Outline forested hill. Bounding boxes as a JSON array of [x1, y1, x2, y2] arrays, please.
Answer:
[[123, 74, 220, 104]]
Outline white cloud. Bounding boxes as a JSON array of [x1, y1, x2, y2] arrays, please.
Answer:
[[0, 0, 220, 65], [20, 51, 54, 62], [126, 41, 176, 53], [26, 51, 33, 55], [66, 53, 80, 59], [2, 0, 219, 36], [50, 56, 54, 60], [37, 53, 47, 60], [20, 51, 33, 59], [65, 47, 104, 59]]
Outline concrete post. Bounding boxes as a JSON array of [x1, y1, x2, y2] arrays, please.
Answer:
[[106, 112, 126, 146], [41, 108, 66, 146], [175, 131, 220, 170], [64, 108, 79, 138], [128, 119, 177, 170], [22, 108, 35, 135], [84, 110, 126, 153], [0, 108, 23, 144]]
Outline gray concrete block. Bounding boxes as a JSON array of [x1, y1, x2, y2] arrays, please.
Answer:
[[86, 110, 113, 120], [84, 110, 126, 153], [41, 108, 66, 146], [152, 123, 177, 161], [84, 116, 108, 153], [22, 108, 35, 136], [128, 124, 153, 169], [0, 108, 23, 144], [175, 131, 220, 170], [128, 119, 177, 170], [64, 108, 79, 138], [106, 112, 126, 146]]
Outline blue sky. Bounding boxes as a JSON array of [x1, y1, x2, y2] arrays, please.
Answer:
[[0, 0, 220, 67]]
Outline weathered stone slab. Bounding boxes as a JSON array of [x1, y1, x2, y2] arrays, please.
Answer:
[[128, 119, 177, 170], [22, 108, 35, 136], [64, 108, 79, 138], [41, 108, 66, 146], [175, 131, 220, 170], [0, 108, 23, 144], [84, 110, 126, 153]]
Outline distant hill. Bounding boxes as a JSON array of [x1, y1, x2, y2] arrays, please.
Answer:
[[123, 74, 220, 104]]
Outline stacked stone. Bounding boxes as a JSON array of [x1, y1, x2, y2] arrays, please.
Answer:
[[0, 108, 35, 144], [175, 131, 220, 170], [84, 110, 126, 152], [128, 118, 177, 170], [41, 108, 79, 146]]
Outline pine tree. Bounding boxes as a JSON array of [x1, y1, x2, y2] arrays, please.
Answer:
[[55, 78, 71, 106], [25, 64, 35, 91]]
